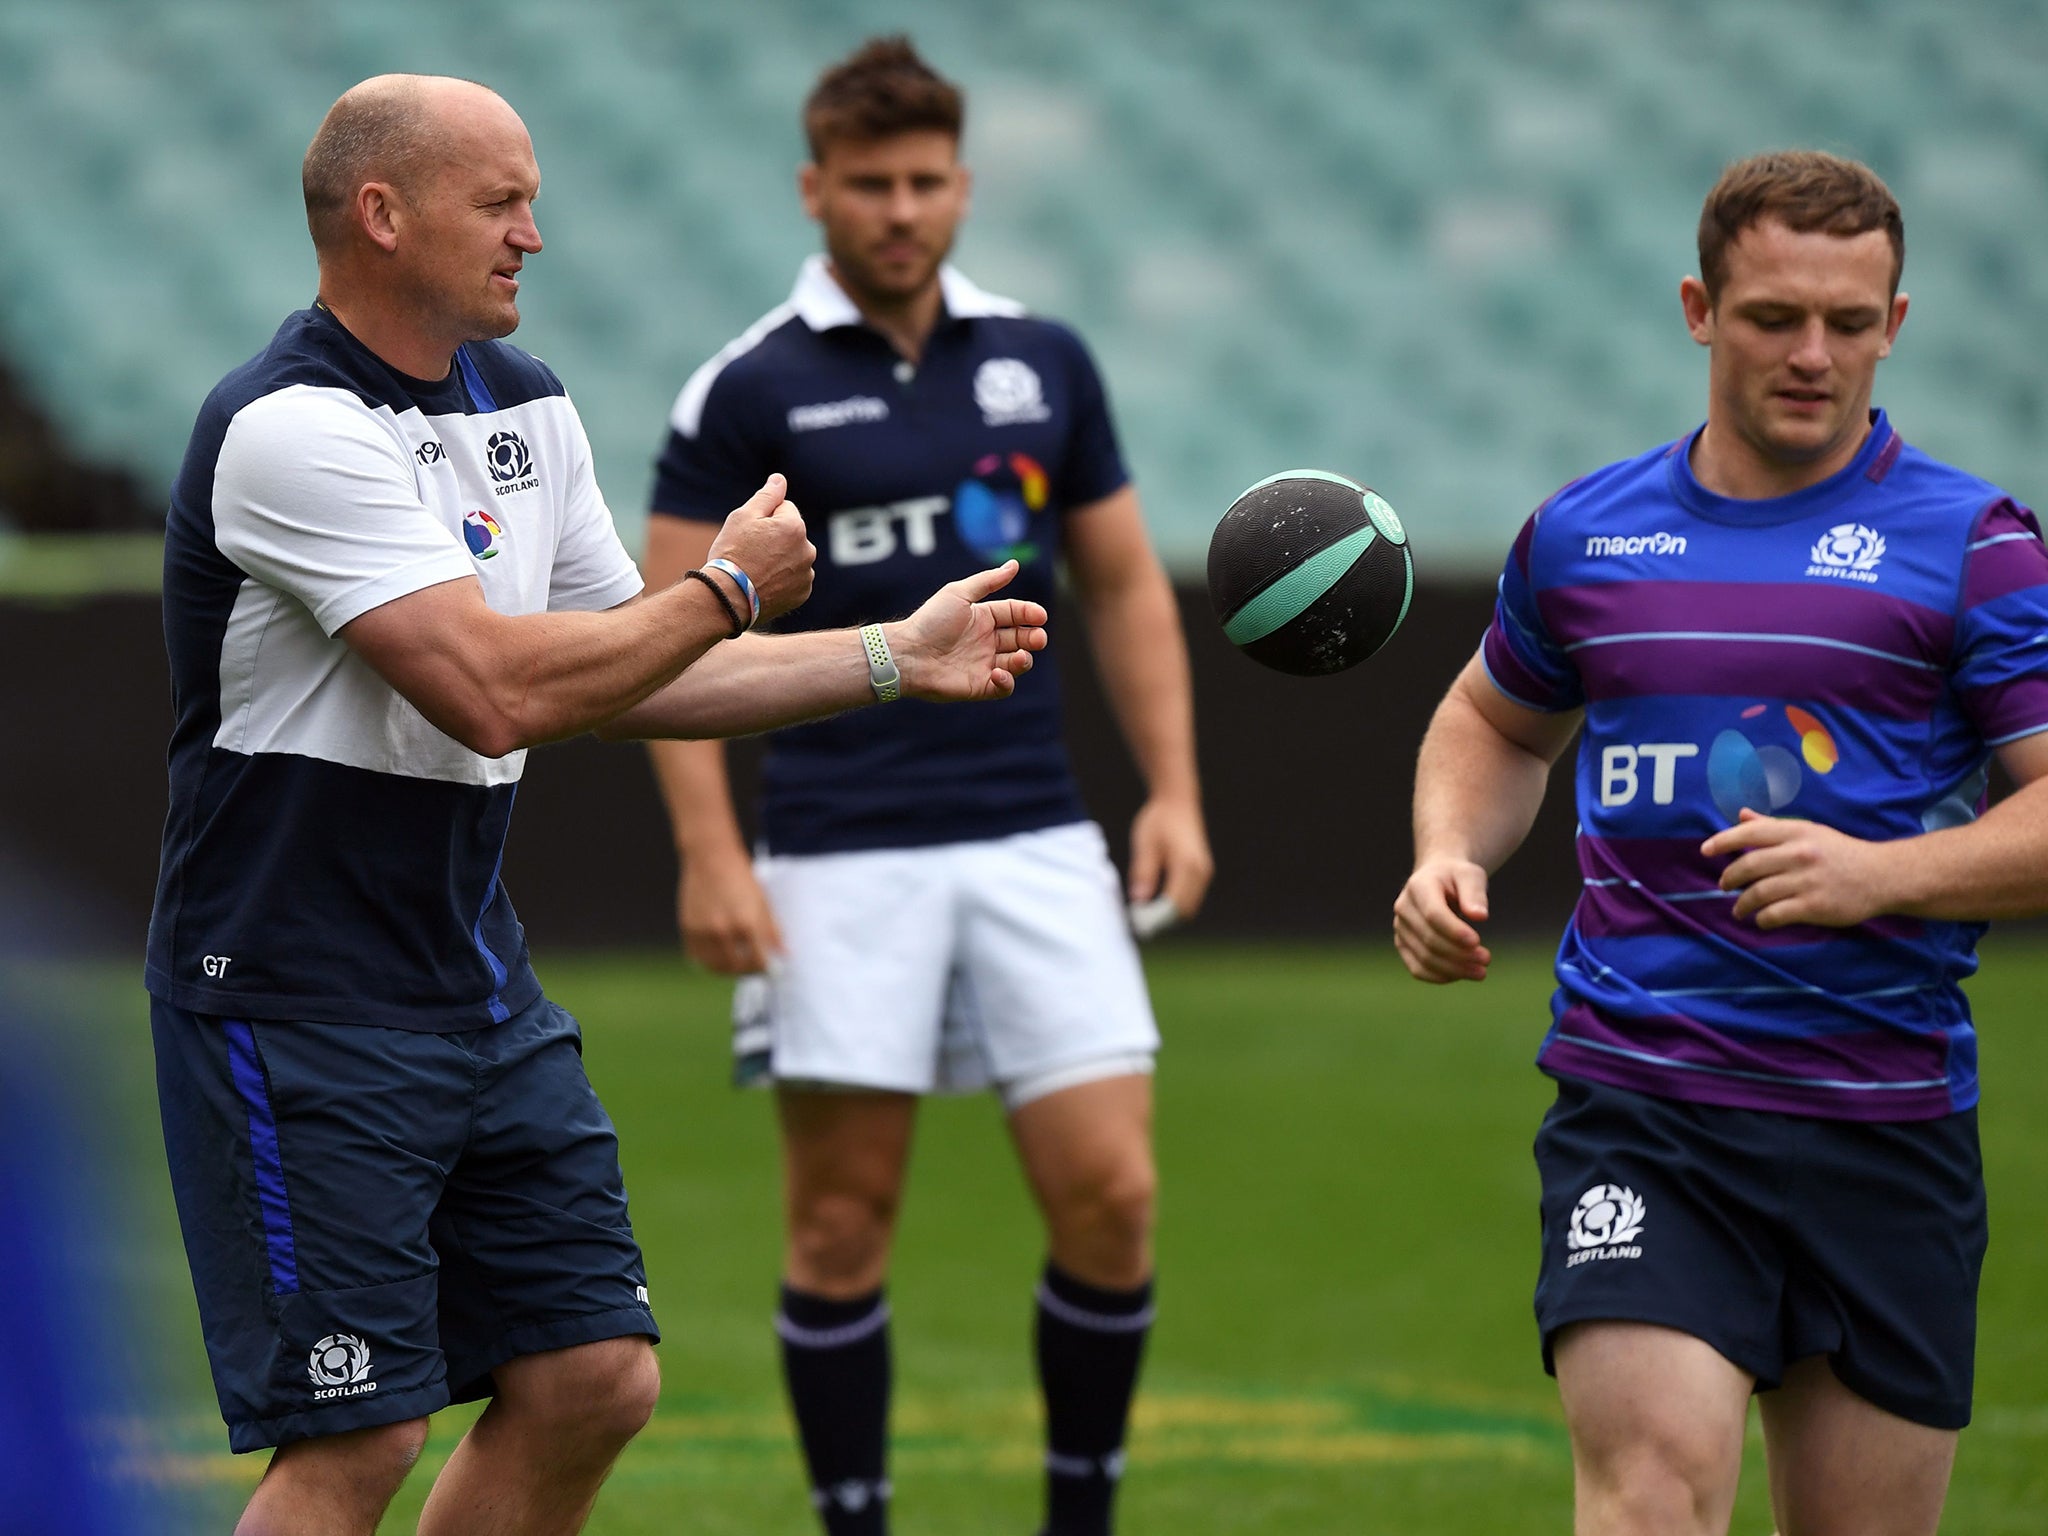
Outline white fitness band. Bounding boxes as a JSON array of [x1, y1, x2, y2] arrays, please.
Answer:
[[860, 624, 902, 703]]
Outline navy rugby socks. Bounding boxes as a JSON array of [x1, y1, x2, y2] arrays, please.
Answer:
[[1034, 1262, 1155, 1536], [778, 1284, 892, 1535]]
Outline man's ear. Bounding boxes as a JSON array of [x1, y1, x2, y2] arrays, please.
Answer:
[[1878, 290, 1910, 359], [798, 162, 823, 224], [358, 182, 404, 254], [1679, 274, 1714, 348]]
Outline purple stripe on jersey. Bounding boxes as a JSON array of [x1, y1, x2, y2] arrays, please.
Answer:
[[1538, 581, 1952, 667], [1578, 836, 1926, 946], [1961, 535, 2048, 612], [1541, 1003, 1955, 1120], [1483, 624, 1570, 710], [1566, 635, 1944, 718], [1573, 878, 1923, 950], [1960, 674, 2048, 743], [1509, 512, 1538, 578], [1864, 427, 1903, 483]]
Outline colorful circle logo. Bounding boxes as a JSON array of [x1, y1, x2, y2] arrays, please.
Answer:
[[1706, 704, 1839, 822], [952, 452, 1047, 563], [464, 508, 505, 559]]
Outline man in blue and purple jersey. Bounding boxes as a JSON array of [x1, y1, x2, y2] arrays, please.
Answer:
[[1395, 150, 2048, 1536]]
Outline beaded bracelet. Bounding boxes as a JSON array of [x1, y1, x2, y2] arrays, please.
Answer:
[[683, 568, 745, 639]]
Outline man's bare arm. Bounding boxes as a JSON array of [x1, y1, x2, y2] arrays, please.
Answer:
[[341, 476, 811, 757], [637, 514, 778, 973], [1394, 652, 1582, 982], [599, 563, 1047, 741], [1063, 485, 1213, 915]]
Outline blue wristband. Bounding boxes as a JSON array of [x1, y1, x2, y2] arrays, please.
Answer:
[[703, 558, 759, 630]]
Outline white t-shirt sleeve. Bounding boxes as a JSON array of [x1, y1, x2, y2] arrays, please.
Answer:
[[212, 385, 477, 636], [548, 396, 646, 613]]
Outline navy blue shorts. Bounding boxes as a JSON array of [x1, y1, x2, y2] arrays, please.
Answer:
[[151, 994, 659, 1453], [1532, 1077, 1984, 1430]]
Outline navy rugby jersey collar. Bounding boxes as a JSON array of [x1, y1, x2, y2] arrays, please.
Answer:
[[303, 303, 474, 414], [1666, 408, 1899, 527], [786, 253, 1026, 335]]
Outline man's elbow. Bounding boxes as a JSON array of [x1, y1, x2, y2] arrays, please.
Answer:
[[423, 688, 536, 759], [444, 707, 527, 761]]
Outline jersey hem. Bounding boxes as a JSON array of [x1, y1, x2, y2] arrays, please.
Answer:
[[1538, 1054, 1969, 1124], [145, 967, 544, 1034]]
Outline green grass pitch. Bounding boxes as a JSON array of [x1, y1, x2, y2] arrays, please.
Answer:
[[45, 940, 2048, 1532]]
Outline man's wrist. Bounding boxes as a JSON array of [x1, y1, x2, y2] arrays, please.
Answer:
[[861, 623, 903, 703], [873, 622, 913, 696], [676, 831, 752, 867], [682, 568, 744, 638], [1141, 779, 1203, 811], [700, 561, 756, 629]]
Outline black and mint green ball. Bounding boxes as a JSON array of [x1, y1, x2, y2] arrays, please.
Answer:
[[1206, 470, 1413, 676]]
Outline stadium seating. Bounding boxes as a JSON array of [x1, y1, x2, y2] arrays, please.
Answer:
[[1, 0, 2044, 566]]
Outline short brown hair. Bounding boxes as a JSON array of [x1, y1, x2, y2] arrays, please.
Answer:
[[803, 36, 963, 161], [1697, 150, 1904, 302]]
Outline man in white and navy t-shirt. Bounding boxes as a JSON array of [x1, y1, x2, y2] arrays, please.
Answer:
[[149, 73, 1048, 1535], [644, 38, 1212, 1536]]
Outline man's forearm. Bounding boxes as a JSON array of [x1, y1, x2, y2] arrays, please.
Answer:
[[1413, 688, 1559, 873], [1080, 572, 1200, 801], [1879, 775, 2048, 921], [341, 574, 740, 758], [600, 626, 874, 740]]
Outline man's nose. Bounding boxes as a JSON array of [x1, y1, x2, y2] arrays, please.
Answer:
[[1788, 317, 1830, 371]]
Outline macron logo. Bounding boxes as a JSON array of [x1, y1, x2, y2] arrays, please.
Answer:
[[789, 396, 889, 433], [1586, 532, 1687, 558]]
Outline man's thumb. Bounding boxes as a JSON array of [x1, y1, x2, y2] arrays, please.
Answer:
[[951, 560, 1019, 602], [1452, 867, 1490, 923], [739, 473, 787, 517]]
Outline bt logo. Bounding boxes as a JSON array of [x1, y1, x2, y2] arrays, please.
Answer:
[[830, 496, 949, 566], [828, 453, 1052, 567], [1598, 706, 1843, 813], [1599, 743, 1698, 806]]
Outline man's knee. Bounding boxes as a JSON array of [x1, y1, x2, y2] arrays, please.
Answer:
[[500, 1337, 660, 1449], [789, 1185, 899, 1288], [245, 1416, 431, 1526], [1051, 1153, 1157, 1255], [1575, 1428, 1733, 1533]]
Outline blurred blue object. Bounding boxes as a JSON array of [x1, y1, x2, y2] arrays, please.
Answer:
[[0, 988, 194, 1531]]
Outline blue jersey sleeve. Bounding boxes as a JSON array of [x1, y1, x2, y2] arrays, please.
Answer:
[[1952, 497, 2048, 746], [650, 367, 776, 524], [1481, 506, 1584, 711], [1050, 325, 1129, 511]]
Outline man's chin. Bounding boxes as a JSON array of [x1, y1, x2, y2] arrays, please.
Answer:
[[472, 303, 521, 341], [841, 258, 941, 305], [1755, 411, 1857, 465]]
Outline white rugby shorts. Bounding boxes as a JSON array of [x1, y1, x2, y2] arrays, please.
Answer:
[[731, 821, 1158, 1106]]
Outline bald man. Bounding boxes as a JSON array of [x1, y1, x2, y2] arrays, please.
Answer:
[[148, 75, 1047, 1535]]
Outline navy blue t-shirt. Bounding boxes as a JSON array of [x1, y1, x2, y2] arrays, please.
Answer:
[[651, 258, 1130, 854], [148, 307, 644, 1030]]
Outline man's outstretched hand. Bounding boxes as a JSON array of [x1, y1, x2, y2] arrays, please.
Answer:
[[888, 561, 1049, 702]]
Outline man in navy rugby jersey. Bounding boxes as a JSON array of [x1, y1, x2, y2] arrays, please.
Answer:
[[643, 38, 1210, 1536], [1396, 150, 2048, 1536], [149, 73, 1046, 1536]]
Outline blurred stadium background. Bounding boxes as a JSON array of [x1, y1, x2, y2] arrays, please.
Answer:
[[2, 0, 2045, 1530]]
